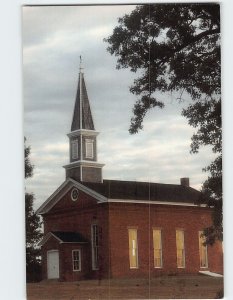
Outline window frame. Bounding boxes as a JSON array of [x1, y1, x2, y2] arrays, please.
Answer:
[[85, 139, 94, 159], [153, 228, 163, 268], [91, 224, 99, 270], [72, 249, 81, 272], [128, 228, 139, 269], [199, 231, 208, 268], [71, 139, 79, 160], [176, 229, 185, 268]]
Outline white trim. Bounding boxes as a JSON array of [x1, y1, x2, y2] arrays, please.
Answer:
[[36, 179, 73, 214], [199, 231, 209, 269], [80, 165, 83, 181], [47, 250, 60, 279], [176, 229, 186, 269], [36, 178, 107, 214], [85, 138, 94, 159], [63, 161, 105, 169], [67, 129, 99, 138], [80, 132, 83, 161], [71, 188, 79, 201], [82, 164, 105, 168], [128, 228, 139, 269], [71, 139, 78, 160], [38, 232, 63, 246], [108, 199, 207, 207], [153, 228, 163, 268], [91, 224, 99, 270], [36, 178, 205, 215], [72, 249, 81, 272]]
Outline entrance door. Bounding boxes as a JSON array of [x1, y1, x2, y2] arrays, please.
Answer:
[[47, 250, 59, 279]]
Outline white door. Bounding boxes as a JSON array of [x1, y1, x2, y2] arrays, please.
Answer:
[[47, 250, 59, 279]]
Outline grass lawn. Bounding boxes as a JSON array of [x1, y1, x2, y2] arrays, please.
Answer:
[[27, 274, 223, 299]]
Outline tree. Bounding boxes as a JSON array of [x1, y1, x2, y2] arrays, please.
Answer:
[[25, 138, 43, 281], [105, 3, 222, 243]]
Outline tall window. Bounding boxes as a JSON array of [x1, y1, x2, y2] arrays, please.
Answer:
[[176, 230, 185, 268], [128, 228, 138, 269], [71, 139, 78, 159], [91, 224, 99, 270], [72, 250, 81, 271], [85, 139, 94, 159], [153, 229, 162, 268], [199, 231, 208, 268]]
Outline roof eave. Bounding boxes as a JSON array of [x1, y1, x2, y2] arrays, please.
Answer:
[[36, 178, 107, 215]]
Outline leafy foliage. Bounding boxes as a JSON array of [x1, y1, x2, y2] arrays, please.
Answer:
[[25, 193, 42, 265], [105, 3, 222, 243], [25, 138, 42, 281], [25, 137, 34, 179]]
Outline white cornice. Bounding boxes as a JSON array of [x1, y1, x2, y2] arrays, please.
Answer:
[[63, 160, 105, 169], [107, 199, 207, 207], [67, 129, 99, 138]]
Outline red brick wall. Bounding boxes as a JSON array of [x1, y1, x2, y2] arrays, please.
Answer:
[[41, 236, 91, 281], [59, 244, 90, 281], [44, 189, 102, 236], [108, 203, 223, 278], [41, 189, 223, 281], [42, 189, 110, 281], [41, 236, 61, 280]]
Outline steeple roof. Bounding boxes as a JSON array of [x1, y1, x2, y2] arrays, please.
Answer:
[[71, 70, 95, 131]]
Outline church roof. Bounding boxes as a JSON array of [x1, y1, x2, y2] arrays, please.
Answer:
[[38, 230, 88, 246], [82, 179, 201, 204], [51, 231, 88, 243], [71, 71, 95, 131], [36, 178, 203, 215]]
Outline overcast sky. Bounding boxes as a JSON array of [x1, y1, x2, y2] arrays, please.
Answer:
[[23, 5, 216, 209]]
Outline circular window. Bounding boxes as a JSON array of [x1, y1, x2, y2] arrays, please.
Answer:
[[71, 188, 79, 201]]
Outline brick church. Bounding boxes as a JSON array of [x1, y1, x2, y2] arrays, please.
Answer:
[[37, 62, 223, 281]]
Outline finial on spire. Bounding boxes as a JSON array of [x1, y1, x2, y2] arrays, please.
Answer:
[[79, 55, 84, 73]]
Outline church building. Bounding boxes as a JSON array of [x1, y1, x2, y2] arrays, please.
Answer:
[[37, 62, 223, 281]]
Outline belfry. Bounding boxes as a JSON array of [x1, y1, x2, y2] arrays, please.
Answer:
[[63, 57, 104, 183]]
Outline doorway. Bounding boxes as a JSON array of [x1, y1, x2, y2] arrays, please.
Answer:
[[47, 250, 59, 279]]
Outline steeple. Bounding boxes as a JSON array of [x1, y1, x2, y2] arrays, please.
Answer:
[[71, 56, 95, 131], [63, 57, 104, 183]]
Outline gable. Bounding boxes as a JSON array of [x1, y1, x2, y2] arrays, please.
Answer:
[[49, 187, 99, 214], [36, 178, 107, 215], [38, 232, 62, 247]]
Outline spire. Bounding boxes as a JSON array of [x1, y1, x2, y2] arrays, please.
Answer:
[[79, 55, 83, 73], [71, 57, 95, 131], [64, 58, 104, 183]]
